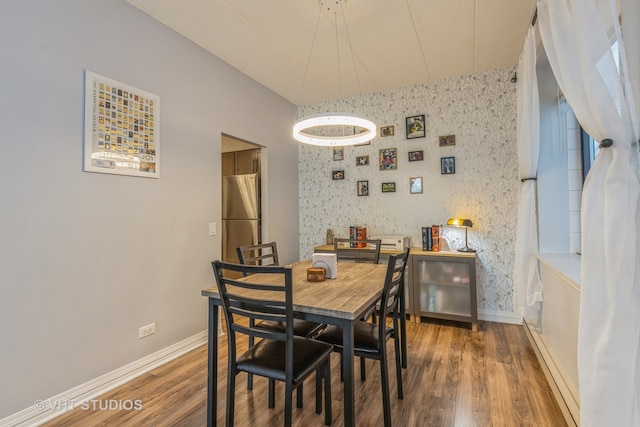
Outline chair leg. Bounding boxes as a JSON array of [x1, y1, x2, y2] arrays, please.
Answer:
[[268, 379, 276, 408], [285, 382, 293, 427], [393, 314, 404, 399], [401, 314, 408, 369], [227, 369, 236, 427], [316, 367, 322, 414], [379, 349, 391, 427], [394, 331, 404, 399], [247, 318, 255, 390], [360, 357, 366, 381], [324, 360, 332, 426], [297, 383, 304, 409]]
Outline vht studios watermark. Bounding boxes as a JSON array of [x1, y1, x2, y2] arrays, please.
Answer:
[[34, 399, 143, 411]]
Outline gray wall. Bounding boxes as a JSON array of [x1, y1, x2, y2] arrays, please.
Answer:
[[0, 0, 299, 417]]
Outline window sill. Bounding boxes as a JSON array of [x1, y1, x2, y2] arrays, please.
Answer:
[[538, 252, 581, 290]]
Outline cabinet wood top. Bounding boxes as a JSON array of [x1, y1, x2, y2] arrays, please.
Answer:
[[314, 245, 475, 258]]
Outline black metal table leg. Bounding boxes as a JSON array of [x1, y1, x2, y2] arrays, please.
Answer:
[[207, 300, 218, 427]]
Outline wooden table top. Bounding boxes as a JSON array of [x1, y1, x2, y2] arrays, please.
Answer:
[[202, 260, 388, 321]]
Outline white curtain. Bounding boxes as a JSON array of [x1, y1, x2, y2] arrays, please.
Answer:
[[537, 0, 640, 425], [515, 26, 542, 320]]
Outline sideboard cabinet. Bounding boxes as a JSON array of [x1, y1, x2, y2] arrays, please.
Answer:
[[409, 249, 477, 331], [312, 245, 477, 330]]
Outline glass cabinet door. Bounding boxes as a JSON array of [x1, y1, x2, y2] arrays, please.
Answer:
[[411, 253, 477, 328], [417, 260, 471, 316]]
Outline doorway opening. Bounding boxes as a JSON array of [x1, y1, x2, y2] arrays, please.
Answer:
[[221, 134, 262, 265]]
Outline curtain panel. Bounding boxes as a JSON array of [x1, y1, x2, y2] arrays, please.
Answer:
[[537, 0, 640, 425], [514, 26, 542, 320]]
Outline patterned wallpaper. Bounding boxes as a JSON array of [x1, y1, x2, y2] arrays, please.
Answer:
[[297, 66, 519, 314]]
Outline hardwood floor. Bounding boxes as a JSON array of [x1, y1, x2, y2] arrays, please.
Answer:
[[43, 320, 566, 426]]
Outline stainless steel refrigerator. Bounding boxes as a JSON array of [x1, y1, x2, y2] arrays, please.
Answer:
[[222, 173, 260, 264]]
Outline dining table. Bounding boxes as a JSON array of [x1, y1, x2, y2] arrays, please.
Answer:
[[201, 259, 391, 427]]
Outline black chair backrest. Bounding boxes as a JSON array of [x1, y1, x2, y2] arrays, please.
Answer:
[[378, 248, 410, 318], [211, 260, 295, 369], [237, 242, 279, 268], [333, 238, 381, 264]]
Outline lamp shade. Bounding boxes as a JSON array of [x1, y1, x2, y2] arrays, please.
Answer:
[[447, 218, 473, 228], [446, 218, 475, 252]]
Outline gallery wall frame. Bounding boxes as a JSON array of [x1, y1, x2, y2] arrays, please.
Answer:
[[379, 148, 398, 170], [380, 125, 395, 137], [332, 170, 345, 180], [439, 134, 456, 147], [408, 150, 424, 161], [441, 156, 456, 174], [406, 114, 425, 139], [410, 177, 423, 194], [357, 180, 369, 196], [356, 155, 369, 166], [381, 182, 396, 193], [83, 70, 160, 178]]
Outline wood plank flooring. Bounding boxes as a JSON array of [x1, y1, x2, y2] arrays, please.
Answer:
[[43, 319, 566, 426]]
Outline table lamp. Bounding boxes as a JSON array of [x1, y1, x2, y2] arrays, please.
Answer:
[[446, 218, 476, 252]]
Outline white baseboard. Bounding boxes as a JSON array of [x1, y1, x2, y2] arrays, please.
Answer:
[[0, 331, 208, 427], [524, 320, 580, 426], [478, 308, 523, 325]]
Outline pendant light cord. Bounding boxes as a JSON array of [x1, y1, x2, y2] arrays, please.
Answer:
[[339, 1, 362, 96], [334, 11, 342, 96], [293, 1, 377, 147], [299, 5, 324, 103]]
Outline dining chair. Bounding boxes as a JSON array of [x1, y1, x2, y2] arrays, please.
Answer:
[[236, 242, 326, 395], [236, 242, 280, 267], [211, 260, 333, 427], [333, 237, 382, 379], [314, 247, 410, 427], [333, 238, 381, 264]]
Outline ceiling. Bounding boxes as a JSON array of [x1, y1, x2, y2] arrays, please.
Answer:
[[126, 0, 536, 107]]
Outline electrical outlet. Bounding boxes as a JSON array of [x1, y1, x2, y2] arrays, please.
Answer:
[[138, 323, 156, 339]]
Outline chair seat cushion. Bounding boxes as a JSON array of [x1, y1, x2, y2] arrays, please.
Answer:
[[315, 322, 393, 355], [255, 319, 324, 337], [237, 337, 333, 383]]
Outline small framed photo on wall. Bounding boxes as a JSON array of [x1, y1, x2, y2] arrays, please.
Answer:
[[379, 148, 397, 170], [439, 135, 456, 147], [406, 114, 425, 139], [381, 182, 396, 193], [332, 170, 344, 180], [410, 177, 423, 194], [357, 180, 369, 196], [441, 157, 455, 174], [408, 150, 423, 162], [356, 155, 369, 166], [380, 125, 395, 137], [333, 147, 344, 161]]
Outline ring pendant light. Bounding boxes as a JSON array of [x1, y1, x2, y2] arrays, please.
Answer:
[[293, 0, 377, 147]]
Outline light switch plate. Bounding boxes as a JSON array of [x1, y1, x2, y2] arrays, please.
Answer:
[[209, 222, 217, 236]]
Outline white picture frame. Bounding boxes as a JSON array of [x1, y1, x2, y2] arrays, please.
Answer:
[[83, 70, 160, 178]]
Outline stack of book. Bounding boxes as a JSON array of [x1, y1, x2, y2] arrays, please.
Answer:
[[349, 226, 368, 248], [421, 225, 443, 252]]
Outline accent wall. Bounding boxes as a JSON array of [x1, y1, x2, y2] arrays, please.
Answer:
[[297, 67, 520, 319]]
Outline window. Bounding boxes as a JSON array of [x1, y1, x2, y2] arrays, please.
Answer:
[[581, 128, 600, 181]]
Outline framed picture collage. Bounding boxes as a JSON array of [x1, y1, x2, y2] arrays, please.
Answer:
[[330, 113, 458, 196]]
